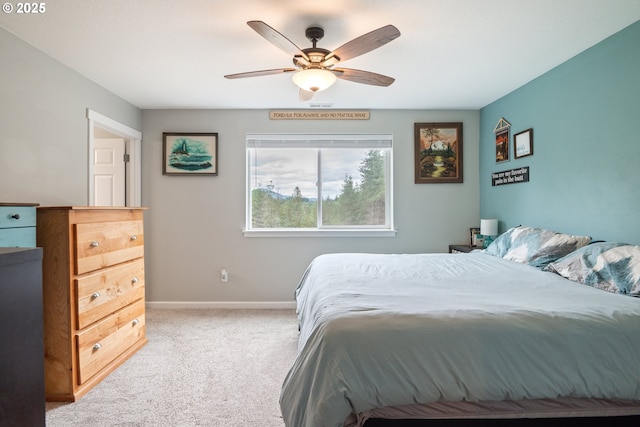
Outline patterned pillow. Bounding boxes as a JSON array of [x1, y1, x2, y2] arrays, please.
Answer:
[[545, 242, 640, 296], [484, 226, 592, 268]]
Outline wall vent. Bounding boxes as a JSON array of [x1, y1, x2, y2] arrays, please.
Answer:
[[308, 103, 334, 108]]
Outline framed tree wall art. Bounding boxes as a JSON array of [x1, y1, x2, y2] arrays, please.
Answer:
[[163, 132, 218, 176], [414, 122, 463, 183]]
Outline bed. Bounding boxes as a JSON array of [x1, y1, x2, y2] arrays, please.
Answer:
[[279, 226, 640, 427]]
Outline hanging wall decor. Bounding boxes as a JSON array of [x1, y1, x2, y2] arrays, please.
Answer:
[[514, 128, 533, 159], [162, 132, 218, 176], [493, 117, 511, 163], [491, 166, 530, 186], [414, 122, 463, 183]]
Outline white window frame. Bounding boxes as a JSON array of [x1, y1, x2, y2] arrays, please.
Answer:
[[244, 133, 396, 237]]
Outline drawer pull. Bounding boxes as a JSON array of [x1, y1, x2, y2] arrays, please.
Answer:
[[130, 235, 137, 241], [132, 318, 140, 326], [91, 292, 101, 299], [10, 213, 20, 220], [131, 277, 139, 284], [93, 343, 102, 351], [90, 241, 100, 248]]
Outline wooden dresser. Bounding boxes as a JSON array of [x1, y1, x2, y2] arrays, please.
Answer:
[[37, 207, 147, 401]]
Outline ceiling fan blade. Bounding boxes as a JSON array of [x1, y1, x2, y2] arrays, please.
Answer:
[[224, 68, 296, 79], [298, 89, 315, 101], [322, 25, 400, 65], [247, 20, 310, 61], [332, 68, 395, 86]]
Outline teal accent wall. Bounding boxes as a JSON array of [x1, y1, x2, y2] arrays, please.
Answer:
[[479, 20, 640, 245]]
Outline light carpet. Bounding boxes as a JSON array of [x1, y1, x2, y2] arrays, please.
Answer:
[[45, 309, 299, 427]]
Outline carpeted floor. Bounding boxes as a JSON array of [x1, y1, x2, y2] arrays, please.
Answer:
[[45, 309, 299, 427]]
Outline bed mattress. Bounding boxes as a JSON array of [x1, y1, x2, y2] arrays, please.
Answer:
[[280, 252, 640, 427]]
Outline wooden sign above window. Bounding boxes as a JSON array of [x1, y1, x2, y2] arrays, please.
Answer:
[[269, 110, 370, 120]]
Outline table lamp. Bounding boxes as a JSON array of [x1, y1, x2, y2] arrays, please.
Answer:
[[480, 219, 498, 248]]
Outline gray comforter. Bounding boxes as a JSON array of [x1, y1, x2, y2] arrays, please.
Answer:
[[280, 252, 640, 427]]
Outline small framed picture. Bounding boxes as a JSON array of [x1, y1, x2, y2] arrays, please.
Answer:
[[514, 128, 533, 159], [470, 227, 482, 247], [495, 128, 510, 163], [163, 132, 218, 175]]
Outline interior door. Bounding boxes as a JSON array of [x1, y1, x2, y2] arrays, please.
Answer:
[[92, 138, 126, 206]]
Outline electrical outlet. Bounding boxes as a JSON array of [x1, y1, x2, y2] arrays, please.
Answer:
[[220, 269, 228, 283]]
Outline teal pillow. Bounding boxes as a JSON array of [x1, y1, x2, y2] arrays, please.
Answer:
[[545, 242, 640, 296], [485, 226, 591, 268]]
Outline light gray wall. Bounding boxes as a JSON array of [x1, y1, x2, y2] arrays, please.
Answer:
[[0, 26, 479, 304], [142, 109, 479, 303], [0, 28, 141, 205]]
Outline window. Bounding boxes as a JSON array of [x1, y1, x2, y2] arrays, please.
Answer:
[[245, 134, 394, 236]]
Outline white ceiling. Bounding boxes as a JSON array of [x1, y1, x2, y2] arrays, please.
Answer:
[[1, 0, 639, 110]]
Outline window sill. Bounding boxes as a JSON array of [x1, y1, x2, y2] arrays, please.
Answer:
[[242, 229, 397, 238]]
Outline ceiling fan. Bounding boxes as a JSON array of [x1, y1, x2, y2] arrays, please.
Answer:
[[224, 21, 401, 101]]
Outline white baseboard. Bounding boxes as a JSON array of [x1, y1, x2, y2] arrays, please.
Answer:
[[146, 301, 296, 310]]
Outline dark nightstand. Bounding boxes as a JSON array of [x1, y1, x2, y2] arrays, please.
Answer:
[[448, 244, 478, 253], [0, 248, 44, 426]]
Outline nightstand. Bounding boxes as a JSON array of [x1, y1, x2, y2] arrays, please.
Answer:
[[448, 244, 477, 254], [0, 247, 45, 425], [0, 203, 39, 247]]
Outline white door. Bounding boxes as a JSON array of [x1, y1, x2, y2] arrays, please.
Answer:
[[93, 138, 126, 206]]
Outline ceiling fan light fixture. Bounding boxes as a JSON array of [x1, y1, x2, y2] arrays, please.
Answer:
[[292, 68, 336, 92]]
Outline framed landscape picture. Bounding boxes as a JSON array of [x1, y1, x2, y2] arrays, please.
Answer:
[[163, 132, 218, 175], [414, 122, 463, 183]]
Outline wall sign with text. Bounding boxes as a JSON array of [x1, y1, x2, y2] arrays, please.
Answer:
[[492, 166, 530, 186], [269, 110, 370, 120]]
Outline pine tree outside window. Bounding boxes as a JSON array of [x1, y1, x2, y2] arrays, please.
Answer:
[[245, 134, 395, 237]]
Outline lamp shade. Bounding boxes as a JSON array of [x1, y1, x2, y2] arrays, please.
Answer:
[[480, 219, 498, 236], [292, 68, 336, 92]]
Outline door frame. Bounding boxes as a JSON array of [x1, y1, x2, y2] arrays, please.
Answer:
[[87, 109, 142, 207]]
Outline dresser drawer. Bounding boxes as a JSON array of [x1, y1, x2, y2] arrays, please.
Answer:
[[75, 258, 145, 329], [0, 205, 36, 229], [74, 220, 144, 275], [0, 227, 36, 247], [76, 299, 145, 385], [0, 205, 37, 246]]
